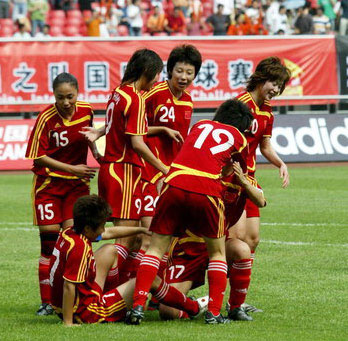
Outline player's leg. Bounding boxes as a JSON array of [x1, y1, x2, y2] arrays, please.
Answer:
[[203, 235, 229, 323], [225, 236, 253, 321]]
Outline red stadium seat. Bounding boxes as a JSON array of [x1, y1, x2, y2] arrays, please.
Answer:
[[49, 25, 63, 37], [0, 18, 14, 28], [67, 9, 83, 19], [117, 25, 129, 36], [79, 23, 88, 36], [66, 17, 82, 27], [0, 26, 13, 37], [48, 17, 65, 27], [153, 32, 168, 36], [82, 10, 92, 20], [170, 32, 186, 36], [64, 25, 80, 36], [49, 10, 66, 20]]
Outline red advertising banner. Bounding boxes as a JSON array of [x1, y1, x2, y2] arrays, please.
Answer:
[[0, 118, 104, 170], [0, 37, 338, 113]]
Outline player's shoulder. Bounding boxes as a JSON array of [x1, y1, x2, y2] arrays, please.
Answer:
[[261, 100, 273, 115], [76, 101, 92, 109], [62, 228, 90, 253], [35, 104, 58, 125], [143, 81, 168, 100], [235, 91, 251, 103], [182, 90, 192, 101]]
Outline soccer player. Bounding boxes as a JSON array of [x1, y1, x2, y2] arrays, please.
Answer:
[[97, 49, 168, 256], [234, 56, 291, 311], [126, 99, 253, 325], [25, 72, 97, 316], [158, 161, 266, 322], [49, 195, 208, 325]]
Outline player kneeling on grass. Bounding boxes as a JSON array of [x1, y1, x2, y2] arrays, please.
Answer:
[[49, 195, 208, 326]]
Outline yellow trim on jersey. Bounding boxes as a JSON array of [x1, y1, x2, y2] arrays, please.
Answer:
[[165, 163, 220, 183], [238, 92, 272, 118], [28, 107, 56, 159], [178, 229, 204, 244], [124, 132, 147, 136], [207, 196, 225, 238], [87, 299, 126, 317], [138, 94, 146, 134], [31, 175, 38, 225], [61, 229, 76, 257], [76, 101, 92, 108], [76, 238, 90, 282], [160, 183, 169, 196], [61, 115, 91, 127], [120, 163, 132, 219], [45, 169, 79, 179], [143, 82, 168, 100], [172, 96, 193, 108], [153, 104, 164, 121], [133, 169, 142, 194], [109, 163, 123, 192], [167, 237, 179, 265], [116, 87, 132, 116], [116, 146, 126, 163], [150, 170, 165, 185], [221, 181, 242, 191]]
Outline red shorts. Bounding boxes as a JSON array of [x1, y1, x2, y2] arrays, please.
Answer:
[[98, 162, 142, 220], [140, 181, 159, 217], [245, 198, 260, 218], [164, 238, 209, 290], [32, 175, 89, 226], [150, 185, 226, 239], [75, 286, 127, 323]]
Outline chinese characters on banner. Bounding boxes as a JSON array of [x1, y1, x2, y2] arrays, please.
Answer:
[[0, 37, 338, 113]]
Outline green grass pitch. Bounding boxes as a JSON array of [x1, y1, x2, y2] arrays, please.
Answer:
[[0, 165, 347, 340]]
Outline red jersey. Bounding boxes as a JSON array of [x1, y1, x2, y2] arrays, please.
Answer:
[[49, 227, 100, 311], [25, 101, 93, 179], [103, 84, 147, 167], [142, 81, 193, 183], [165, 119, 247, 198], [236, 91, 273, 176]]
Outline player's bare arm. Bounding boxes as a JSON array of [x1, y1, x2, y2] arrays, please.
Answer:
[[34, 156, 96, 179], [80, 125, 106, 143], [148, 126, 184, 143], [101, 226, 151, 240], [131, 135, 168, 175], [232, 162, 266, 207], [62, 280, 79, 326], [259, 137, 289, 188]]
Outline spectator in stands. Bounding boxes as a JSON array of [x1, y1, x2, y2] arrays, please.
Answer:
[[78, 0, 93, 11], [35, 23, 51, 37], [273, 5, 291, 35], [294, 6, 314, 33], [127, 0, 143, 36], [164, 6, 186, 34], [13, 22, 31, 38], [187, 11, 205, 35], [227, 13, 251, 35], [146, 6, 166, 35], [249, 16, 268, 35], [313, 6, 331, 33], [53, 0, 72, 11], [0, 0, 9, 18], [105, 7, 123, 36], [214, 0, 233, 15], [173, 0, 189, 17], [318, 0, 336, 31], [246, 0, 261, 21], [28, 0, 49, 36], [265, 0, 281, 33], [339, 0, 348, 35], [86, 9, 103, 36], [12, 0, 28, 21], [206, 3, 230, 35]]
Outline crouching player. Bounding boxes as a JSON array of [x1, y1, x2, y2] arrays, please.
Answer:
[[49, 195, 208, 326], [158, 161, 266, 322]]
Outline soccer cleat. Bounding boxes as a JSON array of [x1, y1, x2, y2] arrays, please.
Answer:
[[36, 303, 54, 316], [124, 305, 144, 325], [189, 295, 209, 319], [241, 302, 263, 313], [204, 311, 230, 324], [228, 307, 253, 321], [147, 298, 159, 311]]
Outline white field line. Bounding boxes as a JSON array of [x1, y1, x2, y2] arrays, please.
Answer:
[[261, 239, 348, 248]]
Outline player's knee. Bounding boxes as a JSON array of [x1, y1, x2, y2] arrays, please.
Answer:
[[248, 235, 259, 251]]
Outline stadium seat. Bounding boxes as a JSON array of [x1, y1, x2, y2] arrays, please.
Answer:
[[202, 2, 213, 16], [48, 17, 65, 27], [153, 32, 168, 36], [67, 9, 83, 19], [49, 26, 63, 37], [49, 10, 66, 20], [117, 25, 129, 36], [0, 26, 14, 37], [0, 18, 14, 28], [64, 25, 80, 36], [82, 10, 92, 20], [66, 17, 82, 27], [79, 23, 88, 36], [170, 32, 186, 36]]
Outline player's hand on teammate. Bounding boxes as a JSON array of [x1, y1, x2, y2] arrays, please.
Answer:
[[165, 128, 184, 143], [279, 163, 289, 188], [232, 162, 248, 186], [70, 164, 96, 179], [80, 126, 102, 143]]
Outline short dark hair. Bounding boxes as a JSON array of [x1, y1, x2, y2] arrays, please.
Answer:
[[73, 195, 112, 234], [213, 99, 253, 132], [52, 72, 79, 91], [167, 44, 202, 79], [246, 56, 291, 94], [122, 49, 163, 85]]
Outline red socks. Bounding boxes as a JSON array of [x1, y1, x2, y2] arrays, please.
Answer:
[[132, 255, 160, 308], [153, 280, 198, 316], [228, 259, 252, 310], [207, 260, 228, 316], [103, 265, 119, 293]]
